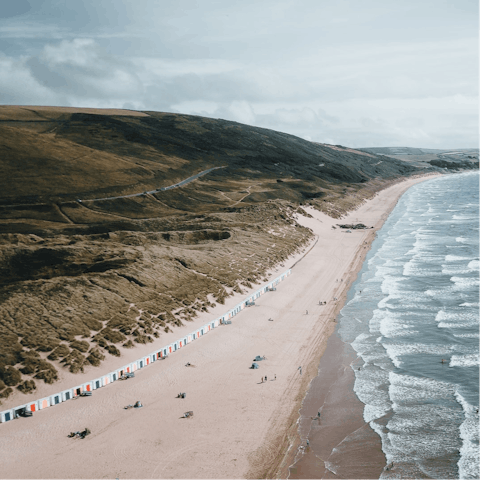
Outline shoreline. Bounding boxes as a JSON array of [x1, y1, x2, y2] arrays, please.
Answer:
[[1, 174, 439, 479], [261, 173, 441, 480]]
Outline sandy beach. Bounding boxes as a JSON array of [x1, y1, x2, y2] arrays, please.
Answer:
[[0, 174, 438, 479]]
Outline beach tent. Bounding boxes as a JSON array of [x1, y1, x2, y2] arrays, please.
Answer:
[[251, 363, 259, 369]]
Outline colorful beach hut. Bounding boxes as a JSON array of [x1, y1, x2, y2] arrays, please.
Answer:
[[0, 409, 14, 423]]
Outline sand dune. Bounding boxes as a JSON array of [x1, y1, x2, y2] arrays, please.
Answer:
[[0, 175, 437, 479]]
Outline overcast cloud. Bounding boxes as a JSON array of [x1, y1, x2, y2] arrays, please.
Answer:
[[0, 0, 477, 148]]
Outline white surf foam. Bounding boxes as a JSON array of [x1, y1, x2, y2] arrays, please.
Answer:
[[455, 389, 480, 480], [445, 255, 475, 262], [467, 259, 479, 271], [453, 332, 480, 339], [449, 355, 480, 367]]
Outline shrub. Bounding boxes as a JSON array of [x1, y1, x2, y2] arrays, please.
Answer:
[[70, 340, 90, 353], [92, 336, 107, 348], [102, 328, 126, 344], [83, 317, 103, 331], [123, 340, 134, 348], [0, 387, 13, 399], [37, 359, 53, 371], [36, 337, 60, 352], [20, 361, 38, 375], [106, 345, 120, 356], [17, 380, 36, 394], [2, 366, 22, 386], [61, 350, 86, 374], [86, 349, 105, 367], [134, 335, 148, 344], [47, 344, 70, 360], [35, 365, 58, 384]]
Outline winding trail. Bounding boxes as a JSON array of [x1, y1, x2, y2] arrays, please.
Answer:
[[78, 166, 226, 203]]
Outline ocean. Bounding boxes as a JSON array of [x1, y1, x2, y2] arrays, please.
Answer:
[[338, 172, 479, 479]]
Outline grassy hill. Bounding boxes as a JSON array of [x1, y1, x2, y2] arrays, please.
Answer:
[[0, 105, 422, 401]]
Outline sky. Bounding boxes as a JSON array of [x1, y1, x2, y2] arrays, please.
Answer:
[[0, 0, 478, 148]]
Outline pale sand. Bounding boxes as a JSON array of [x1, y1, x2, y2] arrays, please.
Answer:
[[0, 175, 438, 479]]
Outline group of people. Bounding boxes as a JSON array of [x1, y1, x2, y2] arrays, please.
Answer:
[[260, 374, 276, 383]]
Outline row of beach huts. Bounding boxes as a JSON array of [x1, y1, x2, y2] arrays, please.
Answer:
[[0, 269, 291, 424]]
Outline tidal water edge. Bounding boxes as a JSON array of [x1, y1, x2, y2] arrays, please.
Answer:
[[339, 172, 479, 479]]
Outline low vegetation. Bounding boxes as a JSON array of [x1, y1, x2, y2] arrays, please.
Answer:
[[0, 106, 425, 402]]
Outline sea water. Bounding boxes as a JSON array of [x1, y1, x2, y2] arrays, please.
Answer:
[[338, 172, 479, 479]]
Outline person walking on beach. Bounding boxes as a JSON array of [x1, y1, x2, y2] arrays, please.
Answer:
[[261, 377, 263, 383], [305, 310, 308, 315], [265, 375, 267, 382], [298, 366, 302, 375], [274, 374, 276, 380]]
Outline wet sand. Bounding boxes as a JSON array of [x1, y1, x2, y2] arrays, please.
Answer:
[[287, 331, 386, 479]]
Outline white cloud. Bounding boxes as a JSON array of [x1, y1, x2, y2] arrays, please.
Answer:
[[0, 0, 476, 148]]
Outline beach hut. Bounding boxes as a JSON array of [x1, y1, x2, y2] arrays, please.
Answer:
[[26, 400, 39, 413], [72, 385, 83, 397], [82, 381, 93, 392], [12, 404, 27, 418], [38, 397, 51, 409], [92, 378, 102, 390], [145, 356, 150, 366], [50, 393, 62, 406], [62, 389, 73, 401], [0, 409, 14, 423]]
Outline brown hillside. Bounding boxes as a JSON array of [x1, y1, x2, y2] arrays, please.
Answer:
[[0, 105, 419, 400]]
